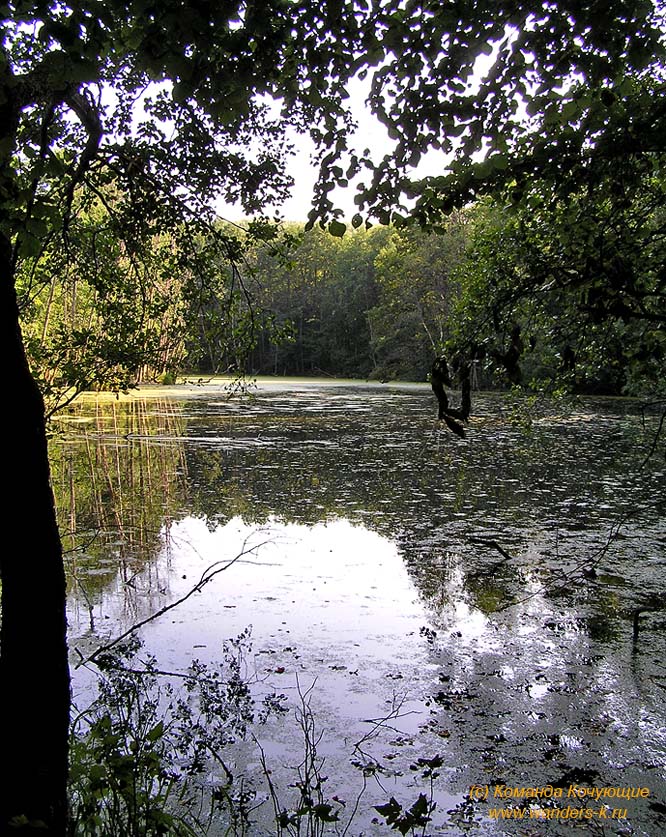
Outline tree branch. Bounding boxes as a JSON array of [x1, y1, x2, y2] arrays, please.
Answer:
[[75, 534, 275, 669], [62, 89, 103, 237]]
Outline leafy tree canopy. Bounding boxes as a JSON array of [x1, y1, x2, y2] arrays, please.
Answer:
[[3, 0, 665, 246], [450, 157, 666, 395], [4, 0, 664, 398], [359, 0, 666, 226]]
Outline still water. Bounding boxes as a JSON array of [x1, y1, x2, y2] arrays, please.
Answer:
[[52, 380, 666, 835]]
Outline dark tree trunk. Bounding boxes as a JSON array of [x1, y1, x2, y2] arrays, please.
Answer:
[[0, 231, 70, 834], [431, 355, 469, 437]]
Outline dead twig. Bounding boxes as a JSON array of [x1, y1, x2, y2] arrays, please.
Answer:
[[466, 536, 517, 564], [76, 532, 274, 668]]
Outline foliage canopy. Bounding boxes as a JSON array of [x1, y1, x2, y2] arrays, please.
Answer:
[[2, 0, 666, 832], [3, 1, 666, 238], [4, 0, 665, 391]]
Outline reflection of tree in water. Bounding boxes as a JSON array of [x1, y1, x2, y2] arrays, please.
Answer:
[[53, 391, 664, 637], [180, 413, 424, 530], [51, 389, 666, 833], [180, 398, 664, 620], [50, 398, 188, 604]]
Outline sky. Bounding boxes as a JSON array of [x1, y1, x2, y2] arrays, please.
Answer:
[[217, 76, 398, 223], [217, 50, 497, 225]]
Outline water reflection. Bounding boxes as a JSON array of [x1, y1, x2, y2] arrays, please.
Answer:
[[118, 516, 431, 689], [52, 398, 188, 632], [52, 383, 666, 835]]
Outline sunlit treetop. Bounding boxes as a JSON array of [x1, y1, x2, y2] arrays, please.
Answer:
[[1, 0, 665, 242]]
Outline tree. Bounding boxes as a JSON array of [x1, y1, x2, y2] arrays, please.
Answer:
[[369, 215, 469, 380], [0, 3, 359, 831], [17, 196, 190, 414], [2, 1, 665, 831], [240, 224, 390, 377], [349, 1, 666, 227], [446, 152, 666, 394]]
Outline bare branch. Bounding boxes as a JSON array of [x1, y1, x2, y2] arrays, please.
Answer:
[[76, 533, 275, 668]]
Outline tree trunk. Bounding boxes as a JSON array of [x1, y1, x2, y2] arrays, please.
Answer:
[[0, 231, 70, 834]]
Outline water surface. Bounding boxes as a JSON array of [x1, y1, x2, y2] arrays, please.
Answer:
[[53, 380, 666, 835]]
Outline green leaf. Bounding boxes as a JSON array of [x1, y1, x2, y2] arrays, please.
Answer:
[[328, 220, 346, 237], [19, 231, 43, 258], [147, 721, 164, 742], [409, 793, 430, 818], [561, 100, 579, 121]]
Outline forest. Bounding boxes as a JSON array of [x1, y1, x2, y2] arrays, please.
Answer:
[[2, 0, 666, 834], [19, 183, 666, 410]]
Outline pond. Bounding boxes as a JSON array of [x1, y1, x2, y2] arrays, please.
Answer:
[[52, 380, 666, 835]]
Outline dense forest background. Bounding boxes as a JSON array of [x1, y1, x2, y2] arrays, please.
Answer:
[[19, 172, 666, 406]]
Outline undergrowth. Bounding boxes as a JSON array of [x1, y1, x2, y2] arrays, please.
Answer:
[[69, 630, 439, 836]]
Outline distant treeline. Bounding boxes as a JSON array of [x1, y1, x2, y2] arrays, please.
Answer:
[[19, 180, 665, 411], [195, 201, 664, 398]]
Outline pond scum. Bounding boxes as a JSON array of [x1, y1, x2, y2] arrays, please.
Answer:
[[52, 386, 666, 835]]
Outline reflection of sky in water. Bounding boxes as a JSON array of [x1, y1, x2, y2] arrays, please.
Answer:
[[62, 386, 666, 835], [145, 516, 430, 673], [68, 512, 666, 835], [69, 516, 463, 833], [72, 517, 439, 724]]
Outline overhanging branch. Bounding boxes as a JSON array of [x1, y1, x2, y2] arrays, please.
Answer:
[[62, 89, 103, 236]]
